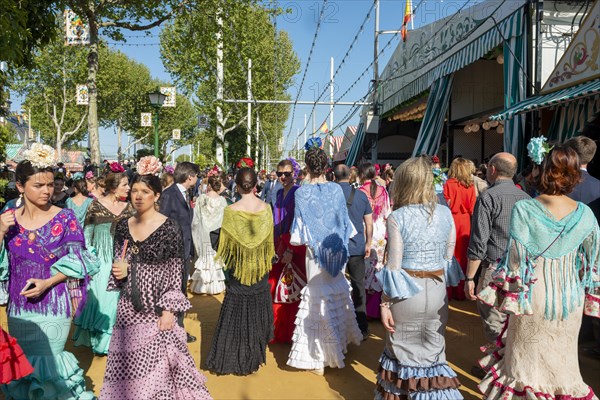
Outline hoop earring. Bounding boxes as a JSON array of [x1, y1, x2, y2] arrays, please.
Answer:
[[15, 193, 23, 208]]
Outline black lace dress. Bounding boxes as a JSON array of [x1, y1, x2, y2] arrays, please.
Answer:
[[100, 218, 212, 400]]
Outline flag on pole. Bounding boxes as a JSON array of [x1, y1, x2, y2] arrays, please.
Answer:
[[319, 121, 328, 134], [401, 0, 413, 42]]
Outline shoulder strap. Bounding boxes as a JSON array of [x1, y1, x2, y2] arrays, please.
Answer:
[[346, 187, 356, 208]]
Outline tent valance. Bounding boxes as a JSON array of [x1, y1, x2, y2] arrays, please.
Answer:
[[345, 121, 366, 167], [380, 0, 527, 114], [490, 78, 600, 120]]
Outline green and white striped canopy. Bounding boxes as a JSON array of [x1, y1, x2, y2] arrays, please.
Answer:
[[345, 121, 365, 167], [490, 78, 600, 120]]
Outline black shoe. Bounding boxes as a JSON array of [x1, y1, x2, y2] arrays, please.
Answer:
[[361, 331, 369, 341], [186, 333, 197, 343]]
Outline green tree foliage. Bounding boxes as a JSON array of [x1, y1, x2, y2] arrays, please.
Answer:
[[13, 39, 89, 160], [160, 1, 299, 165], [0, 0, 60, 115], [65, 0, 198, 165]]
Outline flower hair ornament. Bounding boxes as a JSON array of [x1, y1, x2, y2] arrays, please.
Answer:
[[136, 156, 162, 176], [163, 165, 175, 175], [109, 162, 125, 173], [237, 157, 255, 169], [286, 157, 301, 178], [207, 165, 220, 177], [72, 172, 84, 180], [85, 171, 95, 180], [304, 137, 323, 151], [22, 143, 56, 169], [527, 136, 553, 165]]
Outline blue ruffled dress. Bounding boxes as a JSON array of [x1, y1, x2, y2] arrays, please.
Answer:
[[375, 204, 464, 400]]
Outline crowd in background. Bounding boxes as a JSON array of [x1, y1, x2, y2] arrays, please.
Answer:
[[0, 133, 599, 399]]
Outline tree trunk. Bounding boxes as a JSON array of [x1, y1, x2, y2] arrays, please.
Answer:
[[87, 17, 101, 165], [56, 127, 63, 161], [117, 119, 122, 162]]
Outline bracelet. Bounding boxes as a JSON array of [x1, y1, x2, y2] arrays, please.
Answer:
[[465, 277, 475, 282], [380, 301, 391, 309]]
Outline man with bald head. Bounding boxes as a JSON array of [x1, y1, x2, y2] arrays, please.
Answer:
[[465, 153, 530, 366]]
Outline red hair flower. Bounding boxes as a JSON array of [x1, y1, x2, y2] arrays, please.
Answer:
[[236, 157, 254, 169], [109, 162, 125, 173]]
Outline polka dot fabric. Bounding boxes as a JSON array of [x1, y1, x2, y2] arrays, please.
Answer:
[[100, 219, 211, 400]]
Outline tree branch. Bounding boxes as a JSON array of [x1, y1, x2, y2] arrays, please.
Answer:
[[223, 116, 245, 135], [63, 112, 88, 140], [124, 133, 150, 153], [99, 0, 190, 31]]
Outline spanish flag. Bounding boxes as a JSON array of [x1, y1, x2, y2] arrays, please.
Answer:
[[401, 0, 413, 42], [319, 121, 328, 134]]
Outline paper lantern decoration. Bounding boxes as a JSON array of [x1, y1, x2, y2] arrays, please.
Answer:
[[64, 10, 90, 45], [160, 87, 176, 107], [172, 129, 181, 140], [76, 85, 89, 105]]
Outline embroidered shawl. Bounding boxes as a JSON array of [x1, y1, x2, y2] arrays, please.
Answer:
[[292, 182, 354, 277], [216, 207, 275, 286]]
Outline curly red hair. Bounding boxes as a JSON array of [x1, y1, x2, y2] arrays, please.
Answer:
[[533, 145, 581, 195]]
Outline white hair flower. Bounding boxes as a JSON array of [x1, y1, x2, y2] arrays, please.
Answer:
[[22, 143, 56, 168], [136, 156, 163, 176]]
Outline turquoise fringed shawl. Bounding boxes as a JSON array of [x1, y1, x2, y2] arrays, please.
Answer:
[[496, 199, 600, 321], [292, 182, 354, 277]]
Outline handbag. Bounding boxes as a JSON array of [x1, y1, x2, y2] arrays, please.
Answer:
[[274, 262, 307, 304]]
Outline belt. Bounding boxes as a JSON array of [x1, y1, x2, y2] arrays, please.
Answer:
[[404, 268, 444, 282]]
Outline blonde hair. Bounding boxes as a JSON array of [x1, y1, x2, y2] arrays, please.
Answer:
[[349, 167, 358, 185], [392, 157, 438, 217], [448, 157, 474, 188]]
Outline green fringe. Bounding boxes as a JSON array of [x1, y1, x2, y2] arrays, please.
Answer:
[[216, 229, 275, 286]]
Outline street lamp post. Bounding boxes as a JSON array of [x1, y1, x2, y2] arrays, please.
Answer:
[[148, 90, 167, 158]]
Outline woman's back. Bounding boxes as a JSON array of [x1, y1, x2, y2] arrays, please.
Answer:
[[443, 178, 476, 215], [390, 204, 454, 270]]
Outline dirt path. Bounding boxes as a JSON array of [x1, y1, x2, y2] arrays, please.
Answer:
[[2, 293, 599, 399]]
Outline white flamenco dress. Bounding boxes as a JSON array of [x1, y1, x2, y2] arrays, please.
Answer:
[[286, 183, 363, 370], [190, 194, 227, 295]]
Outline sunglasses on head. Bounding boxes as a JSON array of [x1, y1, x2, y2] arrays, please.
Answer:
[[276, 171, 293, 177]]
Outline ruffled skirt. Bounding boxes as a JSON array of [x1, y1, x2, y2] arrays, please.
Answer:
[[0, 327, 33, 385], [100, 320, 212, 400], [375, 276, 462, 400], [72, 256, 119, 355], [205, 274, 273, 375], [190, 250, 226, 295], [2, 313, 94, 400], [287, 253, 362, 370]]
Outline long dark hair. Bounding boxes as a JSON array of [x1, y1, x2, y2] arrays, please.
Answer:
[[359, 163, 377, 199]]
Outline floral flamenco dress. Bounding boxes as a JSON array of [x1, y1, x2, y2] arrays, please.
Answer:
[[0, 208, 99, 399], [100, 219, 212, 399], [478, 199, 600, 400], [359, 181, 391, 319], [190, 194, 227, 295], [73, 200, 135, 355]]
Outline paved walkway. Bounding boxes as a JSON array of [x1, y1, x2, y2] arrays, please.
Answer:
[[2, 293, 599, 399]]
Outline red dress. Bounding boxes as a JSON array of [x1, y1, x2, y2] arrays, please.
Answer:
[[443, 178, 476, 301], [0, 327, 34, 384], [268, 186, 307, 343]]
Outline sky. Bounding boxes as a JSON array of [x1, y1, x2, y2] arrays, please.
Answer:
[[12, 0, 480, 159]]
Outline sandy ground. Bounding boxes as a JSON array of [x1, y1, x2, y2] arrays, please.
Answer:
[[1, 292, 599, 399]]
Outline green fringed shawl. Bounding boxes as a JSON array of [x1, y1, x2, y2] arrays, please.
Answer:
[[216, 207, 275, 286], [496, 199, 600, 321]]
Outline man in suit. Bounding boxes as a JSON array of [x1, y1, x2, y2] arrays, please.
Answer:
[[159, 161, 200, 343], [565, 135, 600, 204], [261, 170, 281, 206]]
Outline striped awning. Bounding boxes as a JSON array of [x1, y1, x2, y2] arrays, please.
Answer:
[[490, 78, 600, 120], [345, 121, 366, 167]]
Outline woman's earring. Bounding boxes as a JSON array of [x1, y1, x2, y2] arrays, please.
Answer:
[[15, 193, 23, 208]]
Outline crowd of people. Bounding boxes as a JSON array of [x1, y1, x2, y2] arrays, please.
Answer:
[[0, 133, 598, 399]]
